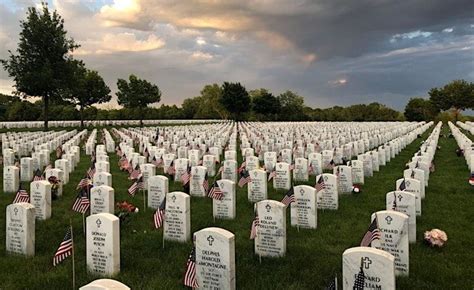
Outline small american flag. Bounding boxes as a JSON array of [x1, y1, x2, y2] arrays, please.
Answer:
[[325, 275, 338, 290], [391, 191, 397, 210], [154, 198, 166, 229], [53, 227, 73, 266], [429, 161, 435, 172], [217, 166, 224, 175], [360, 215, 381, 247], [268, 170, 276, 181], [56, 146, 63, 159], [128, 175, 144, 196], [353, 260, 365, 290], [238, 169, 251, 188], [181, 166, 191, 185], [238, 161, 246, 173], [77, 175, 91, 190], [328, 159, 335, 170], [72, 190, 90, 214], [281, 187, 295, 206], [144, 147, 149, 159], [115, 146, 122, 156], [87, 163, 96, 179], [183, 246, 199, 288], [202, 173, 209, 192], [167, 160, 176, 176], [250, 211, 259, 240], [33, 169, 44, 181], [151, 156, 161, 167], [315, 175, 326, 192], [398, 179, 406, 191], [129, 164, 141, 180], [208, 181, 224, 200], [119, 156, 129, 171], [13, 187, 30, 204]]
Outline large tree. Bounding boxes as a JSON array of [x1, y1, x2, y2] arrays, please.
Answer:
[[220, 82, 250, 121], [250, 88, 280, 120], [116, 74, 161, 125], [66, 61, 111, 127], [404, 98, 439, 121], [1, 3, 79, 129], [277, 90, 305, 121], [429, 79, 474, 121]]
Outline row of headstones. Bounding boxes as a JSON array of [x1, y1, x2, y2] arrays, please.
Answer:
[[3, 130, 88, 192], [449, 122, 474, 173], [239, 121, 425, 155], [457, 121, 474, 135], [5, 199, 400, 289], [0, 119, 224, 129], [121, 123, 233, 150], [5, 124, 430, 290], [2, 129, 81, 166], [338, 122, 441, 289]]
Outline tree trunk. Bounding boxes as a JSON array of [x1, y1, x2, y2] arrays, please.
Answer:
[[80, 106, 84, 128], [139, 107, 144, 127], [43, 95, 49, 130]]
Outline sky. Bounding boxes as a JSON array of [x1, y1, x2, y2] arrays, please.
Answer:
[[0, 0, 473, 110]]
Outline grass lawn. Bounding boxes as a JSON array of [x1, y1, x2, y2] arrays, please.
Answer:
[[0, 124, 473, 289]]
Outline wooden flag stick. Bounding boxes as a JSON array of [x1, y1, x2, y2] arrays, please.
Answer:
[[162, 228, 166, 249], [69, 220, 76, 290], [82, 212, 85, 234], [143, 189, 146, 212]]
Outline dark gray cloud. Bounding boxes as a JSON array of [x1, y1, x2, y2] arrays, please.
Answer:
[[0, 0, 473, 111]]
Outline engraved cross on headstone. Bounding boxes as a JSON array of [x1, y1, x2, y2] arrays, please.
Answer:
[[398, 194, 403, 202], [207, 235, 214, 246], [96, 219, 102, 228], [172, 195, 177, 203], [362, 257, 372, 269], [385, 215, 393, 225]]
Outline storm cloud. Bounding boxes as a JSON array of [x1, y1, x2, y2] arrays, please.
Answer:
[[1, 0, 473, 109]]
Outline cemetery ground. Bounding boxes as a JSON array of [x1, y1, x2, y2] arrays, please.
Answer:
[[1, 125, 473, 289]]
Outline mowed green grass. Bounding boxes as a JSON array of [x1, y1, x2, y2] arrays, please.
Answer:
[[0, 124, 473, 289]]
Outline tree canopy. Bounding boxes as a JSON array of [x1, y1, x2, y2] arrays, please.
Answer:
[[429, 79, 474, 120], [66, 61, 111, 126], [1, 3, 79, 129], [220, 82, 251, 120], [116, 74, 161, 125], [404, 98, 439, 121]]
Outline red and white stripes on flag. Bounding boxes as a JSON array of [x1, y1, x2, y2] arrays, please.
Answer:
[[87, 164, 96, 179], [360, 216, 381, 247], [238, 170, 252, 187], [280, 187, 295, 206], [128, 176, 144, 196], [13, 189, 30, 204], [154, 198, 166, 229], [268, 170, 276, 181], [315, 176, 326, 192], [207, 181, 224, 200], [181, 170, 191, 185], [238, 161, 246, 173], [53, 227, 73, 266], [250, 214, 259, 240], [72, 192, 90, 214], [129, 165, 141, 180], [76, 176, 91, 190], [183, 247, 199, 288]]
